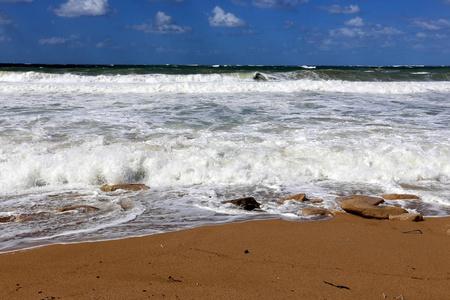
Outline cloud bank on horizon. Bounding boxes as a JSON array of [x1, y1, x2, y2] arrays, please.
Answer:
[[0, 0, 449, 65]]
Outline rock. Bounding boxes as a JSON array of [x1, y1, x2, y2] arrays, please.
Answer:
[[309, 199, 323, 204], [56, 205, 100, 213], [279, 193, 307, 204], [0, 216, 14, 223], [381, 194, 420, 200], [389, 213, 423, 221], [101, 184, 150, 192], [335, 195, 384, 206], [221, 197, 261, 211], [328, 209, 347, 215], [340, 199, 407, 219], [302, 208, 331, 216], [253, 72, 268, 81]]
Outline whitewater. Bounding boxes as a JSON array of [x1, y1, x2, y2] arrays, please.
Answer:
[[0, 64, 449, 252]]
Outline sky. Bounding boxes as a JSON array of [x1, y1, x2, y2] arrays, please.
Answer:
[[0, 0, 449, 66]]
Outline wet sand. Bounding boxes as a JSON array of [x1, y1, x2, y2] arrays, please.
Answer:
[[1, 213, 449, 300]]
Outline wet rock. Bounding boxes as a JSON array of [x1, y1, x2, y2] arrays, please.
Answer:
[[279, 193, 307, 204], [340, 199, 407, 219], [0, 216, 14, 223], [221, 197, 261, 211], [381, 194, 420, 200], [309, 199, 323, 204], [389, 213, 423, 221], [335, 195, 384, 206], [253, 72, 268, 81], [56, 205, 100, 213], [100, 184, 150, 192], [302, 208, 331, 216]]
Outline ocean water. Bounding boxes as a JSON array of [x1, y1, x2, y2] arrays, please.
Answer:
[[0, 64, 449, 252]]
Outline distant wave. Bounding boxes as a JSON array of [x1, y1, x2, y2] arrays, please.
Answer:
[[1, 71, 449, 94]]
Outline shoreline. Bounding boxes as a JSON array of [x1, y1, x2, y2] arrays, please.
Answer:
[[1, 214, 449, 299]]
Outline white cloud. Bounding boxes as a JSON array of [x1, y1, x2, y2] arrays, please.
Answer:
[[0, 10, 13, 25], [413, 19, 450, 31], [130, 11, 192, 34], [39, 37, 69, 45], [39, 34, 80, 45], [344, 17, 365, 27], [330, 25, 402, 39], [209, 6, 246, 27], [252, 0, 308, 9], [330, 27, 363, 38], [53, 0, 111, 18], [416, 32, 427, 38], [318, 4, 360, 15], [0, 28, 11, 42], [283, 20, 294, 29]]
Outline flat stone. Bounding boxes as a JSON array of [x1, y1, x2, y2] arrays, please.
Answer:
[[0, 216, 14, 223], [221, 197, 261, 211], [381, 194, 420, 200], [101, 184, 150, 192], [309, 199, 323, 204], [302, 208, 331, 216], [279, 193, 306, 204], [335, 195, 384, 206], [340, 199, 407, 219], [389, 213, 423, 221], [56, 205, 100, 213]]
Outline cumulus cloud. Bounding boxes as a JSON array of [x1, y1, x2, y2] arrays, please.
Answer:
[[209, 6, 246, 27], [53, 0, 111, 18], [413, 19, 450, 31], [252, 0, 308, 9], [317, 4, 360, 15], [130, 11, 192, 34], [344, 17, 365, 27]]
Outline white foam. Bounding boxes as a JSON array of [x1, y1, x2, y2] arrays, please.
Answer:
[[1, 71, 449, 95]]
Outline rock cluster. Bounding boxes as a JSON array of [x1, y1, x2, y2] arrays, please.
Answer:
[[222, 192, 423, 221], [337, 194, 423, 221]]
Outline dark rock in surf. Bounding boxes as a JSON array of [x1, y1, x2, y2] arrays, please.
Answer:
[[221, 197, 261, 211], [0, 216, 14, 223], [100, 184, 150, 192], [278, 193, 307, 204], [253, 72, 267, 81]]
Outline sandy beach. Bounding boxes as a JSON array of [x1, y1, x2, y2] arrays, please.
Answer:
[[1, 213, 449, 300]]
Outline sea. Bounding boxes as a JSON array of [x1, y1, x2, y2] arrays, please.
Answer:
[[0, 64, 449, 253]]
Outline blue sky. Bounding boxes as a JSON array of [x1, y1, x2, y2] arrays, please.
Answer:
[[0, 0, 449, 65]]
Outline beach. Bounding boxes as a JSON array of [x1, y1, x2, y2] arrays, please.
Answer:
[[1, 214, 449, 300], [0, 64, 449, 299]]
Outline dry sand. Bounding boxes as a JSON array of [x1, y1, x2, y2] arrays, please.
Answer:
[[1, 214, 449, 300]]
